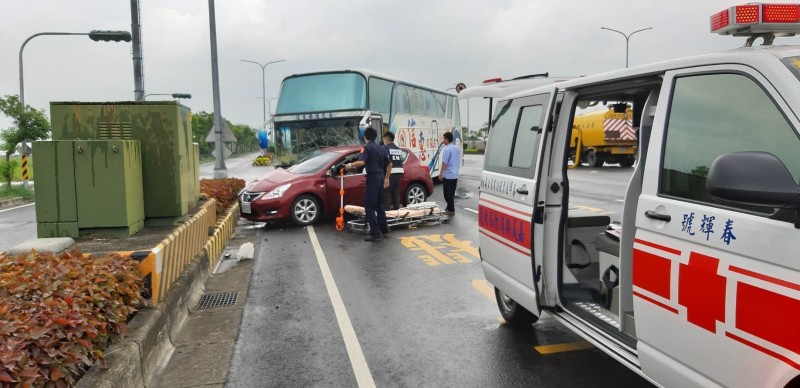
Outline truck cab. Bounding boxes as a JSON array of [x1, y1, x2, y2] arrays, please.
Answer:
[[478, 5, 800, 387]]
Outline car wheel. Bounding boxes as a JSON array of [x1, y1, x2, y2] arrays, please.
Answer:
[[495, 288, 538, 327], [290, 195, 321, 226], [404, 183, 427, 205]]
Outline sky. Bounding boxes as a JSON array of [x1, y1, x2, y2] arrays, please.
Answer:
[[2, 0, 799, 135]]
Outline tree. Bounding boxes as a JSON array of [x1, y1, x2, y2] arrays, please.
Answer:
[[477, 121, 490, 144], [191, 111, 214, 155], [0, 95, 50, 162]]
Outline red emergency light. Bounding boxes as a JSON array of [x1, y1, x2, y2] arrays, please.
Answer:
[[711, 3, 800, 36], [482, 78, 503, 84]]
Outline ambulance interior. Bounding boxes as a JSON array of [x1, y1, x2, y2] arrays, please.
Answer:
[[558, 78, 662, 344]]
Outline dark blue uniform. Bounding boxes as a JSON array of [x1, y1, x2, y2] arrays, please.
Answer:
[[359, 142, 390, 238]]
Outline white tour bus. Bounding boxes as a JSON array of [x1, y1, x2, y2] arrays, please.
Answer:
[[271, 69, 461, 177], [476, 4, 800, 387]]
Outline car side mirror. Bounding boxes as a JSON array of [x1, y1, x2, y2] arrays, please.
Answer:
[[706, 151, 800, 208]]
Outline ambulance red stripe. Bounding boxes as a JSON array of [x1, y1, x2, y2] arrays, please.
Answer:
[[633, 291, 679, 314], [479, 198, 532, 218], [633, 248, 672, 299], [479, 228, 530, 256], [634, 238, 681, 256], [725, 332, 800, 371], [735, 283, 800, 356], [729, 265, 800, 292]]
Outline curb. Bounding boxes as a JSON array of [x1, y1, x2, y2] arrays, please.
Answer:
[[0, 197, 32, 211], [77, 205, 240, 388]]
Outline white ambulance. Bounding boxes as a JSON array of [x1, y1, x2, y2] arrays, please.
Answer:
[[477, 4, 800, 387]]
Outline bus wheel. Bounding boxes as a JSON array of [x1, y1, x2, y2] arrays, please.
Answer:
[[495, 288, 538, 327], [404, 183, 427, 205], [290, 195, 321, 226]]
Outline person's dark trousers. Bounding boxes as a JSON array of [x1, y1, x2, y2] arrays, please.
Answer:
[[442, 178, 457, 212], [364, 173, 389, 237], [384, 173, 403, 210]]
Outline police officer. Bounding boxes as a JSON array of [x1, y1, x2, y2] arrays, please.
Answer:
[[383, 131, 404, 210], [346, 127, 392, 241]]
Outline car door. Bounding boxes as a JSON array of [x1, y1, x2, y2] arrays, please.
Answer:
[[479, 91, 556, 314], [634, 66, 800, 388], [326, 153, 367, 210]]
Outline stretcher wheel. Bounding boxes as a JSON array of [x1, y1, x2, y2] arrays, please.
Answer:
[[347, 225, 354, 233]]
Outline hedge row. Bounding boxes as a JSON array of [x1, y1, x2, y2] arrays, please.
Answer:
[[200, 178, 246, 213], [0, 250, 145, 387]]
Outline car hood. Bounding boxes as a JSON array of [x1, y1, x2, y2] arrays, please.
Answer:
[[245, 168, 310, 193]]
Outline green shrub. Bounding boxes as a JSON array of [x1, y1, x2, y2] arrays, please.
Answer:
[[0, 160, 16, 187], [0, 186, 34, 200], [0, 250, 146, 386]]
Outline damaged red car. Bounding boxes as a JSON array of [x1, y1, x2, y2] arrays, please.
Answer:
[[239, 145, 434, 226]]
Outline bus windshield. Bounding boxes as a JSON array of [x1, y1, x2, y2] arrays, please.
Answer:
[[276, 73, 367, 114], [274, 118, 361, 167]]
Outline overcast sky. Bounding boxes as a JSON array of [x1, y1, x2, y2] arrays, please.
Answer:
[[2, 0, 799, 134]]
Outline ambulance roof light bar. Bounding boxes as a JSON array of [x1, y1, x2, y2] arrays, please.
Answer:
[[711, 3, 800, 46]]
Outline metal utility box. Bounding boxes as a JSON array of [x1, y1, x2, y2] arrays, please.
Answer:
[[32, 140, 144, 237], [73, 140, 145, 235], [50, 101, 198, 222]]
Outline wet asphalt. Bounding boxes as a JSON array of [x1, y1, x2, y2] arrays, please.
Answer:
[[226, 156, 651, 387]]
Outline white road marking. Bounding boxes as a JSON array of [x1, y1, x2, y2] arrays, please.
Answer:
[[464, 208, 478, 214], [0, 203, 34, 213], [307, 226, 376, 388], [615, 199, 625, 203]]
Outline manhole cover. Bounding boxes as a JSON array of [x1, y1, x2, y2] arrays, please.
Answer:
[[197, 291, 239, 309]]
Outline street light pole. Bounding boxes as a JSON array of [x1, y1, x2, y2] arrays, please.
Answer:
[[600, 27, 653, 68], [241, 59, 285, 124], [19, 30, 131, 105], [208, 0, 227, 178]]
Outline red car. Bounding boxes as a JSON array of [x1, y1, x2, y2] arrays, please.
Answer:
[[239, 145, 434, 226]]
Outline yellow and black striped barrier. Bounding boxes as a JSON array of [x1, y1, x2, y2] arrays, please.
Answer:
[[118, 199, 241, 305], [21, 153, 28, 180]]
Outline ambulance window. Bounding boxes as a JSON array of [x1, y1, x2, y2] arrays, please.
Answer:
[[660, 73, 800, 214], [511, 105, 544, 169], [485, 100, 520, 169]]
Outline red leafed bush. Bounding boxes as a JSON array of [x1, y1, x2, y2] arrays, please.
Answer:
[[200, 178, 245, 212], [0, 250, 145, 387]]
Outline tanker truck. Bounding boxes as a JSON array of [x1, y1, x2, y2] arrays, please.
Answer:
[[570, 102, 637, 167]]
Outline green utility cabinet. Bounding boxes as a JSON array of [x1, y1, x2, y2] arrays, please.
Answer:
[[50, 102, 199, 223], [33, 141, 79, 238], [74, 140, 145, 235], [32, 140, 145, 237]]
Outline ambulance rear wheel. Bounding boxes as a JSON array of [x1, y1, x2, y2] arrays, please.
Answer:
[[495, 288, 538, 327]]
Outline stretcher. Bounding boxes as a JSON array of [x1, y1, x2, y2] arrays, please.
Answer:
[[344, 202, 446, 233]]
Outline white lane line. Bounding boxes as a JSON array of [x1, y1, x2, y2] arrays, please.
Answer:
[[464, 208, 478, 214], [0, 203, 35, 213], [307, 226, 376, 388]]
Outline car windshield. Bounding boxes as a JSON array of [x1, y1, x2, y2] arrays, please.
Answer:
[[286, 150, 342, 174]]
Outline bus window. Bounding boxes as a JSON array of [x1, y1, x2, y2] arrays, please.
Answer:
[[276, 73, 366, 114], [369, 77, 394, 122], [434, 93, 447, 117], [408, 88, 425, 116], [393, 84, 410, 115], [423, 90, 438, 117], [454, 98, 462, 128], [446, 96, 454, 119]]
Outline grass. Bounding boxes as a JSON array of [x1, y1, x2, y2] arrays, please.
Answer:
[[1, 156, 34, 181], [0, 185, 34, 200]]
